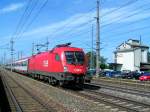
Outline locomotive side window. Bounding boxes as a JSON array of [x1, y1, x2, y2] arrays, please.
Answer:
[[55, 54, 60, 61]]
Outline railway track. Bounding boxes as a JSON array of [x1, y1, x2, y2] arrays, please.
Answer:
[[97, 77, 150, 84], [93, 78, 150, 90], [1, 68, 150, 112], [0, 70, 54, 112], [87, 82, 150, 98], [78, 89, 150, 112], [1, 68, 122, 112], [61, 83, 150, 112]]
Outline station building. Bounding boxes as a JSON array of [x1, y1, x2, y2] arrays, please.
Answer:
[[111, 39, 150, 71]]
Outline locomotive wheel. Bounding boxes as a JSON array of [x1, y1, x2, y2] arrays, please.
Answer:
[[48, 77, 58, 86], [58, 81, 64, 86], [48, 77, 52, 84]]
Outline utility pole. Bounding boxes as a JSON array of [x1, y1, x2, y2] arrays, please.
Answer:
[[20, 51, 23, 59], [0, 57, 2, 65], [18, 51, 23, 59], [4, 52, 6, 65], [90, 24, 94, 69], [96, 0, 100, 77], [10, 39, 14, 72], [32, 43, 34, 55], [18, 51, 20, 60], [46, 37, 49, 51], [140, 35, 142, 63]]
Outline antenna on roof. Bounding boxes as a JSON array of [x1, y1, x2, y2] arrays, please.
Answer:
[[140, 35, 142, 45]]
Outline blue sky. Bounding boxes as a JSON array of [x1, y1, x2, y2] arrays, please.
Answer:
[[0, 0, 150, 63]]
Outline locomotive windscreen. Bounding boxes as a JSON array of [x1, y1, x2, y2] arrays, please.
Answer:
[[65, 51, 84, 65]]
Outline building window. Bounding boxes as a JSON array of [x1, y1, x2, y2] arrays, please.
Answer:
[[55, 54, 60, 61]]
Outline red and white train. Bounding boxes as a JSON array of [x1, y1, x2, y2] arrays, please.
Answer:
[[7, 43, 88, 86]]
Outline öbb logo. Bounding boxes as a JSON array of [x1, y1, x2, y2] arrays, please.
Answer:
[[43, 60, 48, 67]]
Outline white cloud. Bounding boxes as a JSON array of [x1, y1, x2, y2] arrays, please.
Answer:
[[101, 0, 150, 25], [3, 3, 150, 44], [12, 6, 150, 42], [0, 11, 94, 46], [0, 3, 25, 14], [21, 11, 95, 39]]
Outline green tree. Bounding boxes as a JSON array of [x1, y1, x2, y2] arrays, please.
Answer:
[[148, 52, 150, 63], [86, 51, 108, 69], [86, 51, 96, 69]]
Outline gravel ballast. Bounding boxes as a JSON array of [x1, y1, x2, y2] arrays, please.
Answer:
[[2, 69, 117, 112]]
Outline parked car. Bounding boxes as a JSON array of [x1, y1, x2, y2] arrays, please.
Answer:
[[112, 71, 122, 78], [104, 71, 121, 78], [99, 71, 106, 77], [121, 71, 142, 79], [139, 73, 150, 81], [122, 70, 131, 73], [105, 71, 114, 77], [132, 72, 142, 79], [85, 69, 95, 83], [88, 69, 96, 75]]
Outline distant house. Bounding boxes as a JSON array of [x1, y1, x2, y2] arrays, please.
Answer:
[[111, 39, 150, 71]]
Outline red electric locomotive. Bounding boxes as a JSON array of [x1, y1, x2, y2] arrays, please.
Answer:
[[28, 43, 87, 86]]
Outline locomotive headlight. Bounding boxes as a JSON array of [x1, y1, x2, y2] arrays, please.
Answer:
[[64, 66, 68, 72]]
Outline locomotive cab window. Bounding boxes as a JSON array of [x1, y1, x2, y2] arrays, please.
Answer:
[[55, 54, 60, 61], [65, 51, 84, 65]]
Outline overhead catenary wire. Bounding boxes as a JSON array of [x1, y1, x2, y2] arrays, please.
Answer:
[[54, 29, 91, 44], [101, 25, 150, 48], [101, 0, 139, 18], [2, 0, 44, 63], [1, 1, 42, 49], [55, 19, 95, 39], [14, 2, 138, 46], [9, 2, 95, 56], [55, 25, 102, 48], [37, 6, 96, 42], [16, 0, 49, 41], [14, 0, 41, 40], [101, 1, 150, 28], [52, 0, 141, 50], [10, 0, 40, 66], [106, 24, 150, 38], [101, 3, 150, 41], [102, 13, 150, 35], [47, 0, 139, 49], [52, 20, 95, 44], [5, 0, 150, 60], [69, 0, 150, 55], [100, 1, 150, 48], [12, 0, 139, 42], [2, 0, 33, 50], [0, 43, 10, 49], [52, 0, 139, 42], [33, 9, 95, 49], [11, 0, 33, 40]]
